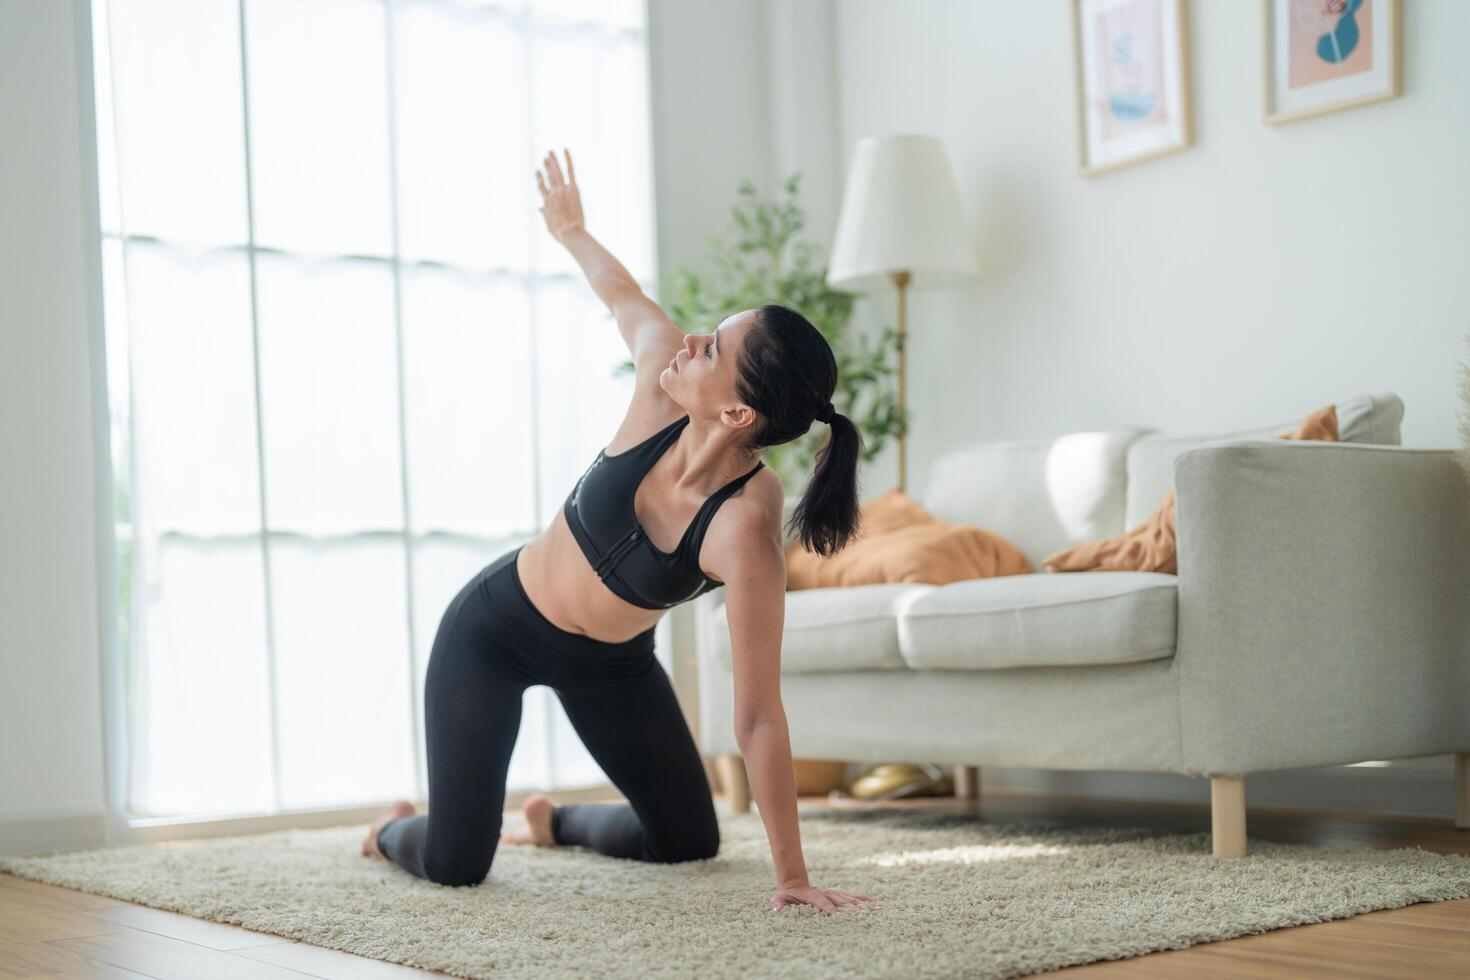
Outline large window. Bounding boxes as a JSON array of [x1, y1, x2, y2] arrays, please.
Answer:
[[90, 0, 657, 820]]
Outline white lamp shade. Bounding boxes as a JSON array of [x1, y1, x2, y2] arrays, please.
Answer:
[[826, 134, 978, 293]]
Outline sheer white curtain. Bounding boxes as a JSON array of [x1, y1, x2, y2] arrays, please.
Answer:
[[90, 0, 657, 820]]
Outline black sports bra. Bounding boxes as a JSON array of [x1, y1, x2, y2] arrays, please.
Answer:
[[562, 413, 764, 610]]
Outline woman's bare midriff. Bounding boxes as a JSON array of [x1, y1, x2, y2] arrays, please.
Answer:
[[515, 507, 670, 644]]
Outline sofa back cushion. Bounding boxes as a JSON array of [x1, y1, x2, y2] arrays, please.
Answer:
[[1122, 392, 1404, 528], [921, 428, 1149, 572]]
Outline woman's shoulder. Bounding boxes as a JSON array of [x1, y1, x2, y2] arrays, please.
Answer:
[[705, 465, 786, 553]]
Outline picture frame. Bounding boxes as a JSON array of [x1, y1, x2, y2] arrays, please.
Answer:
[[1070, 0, 1193, 177], [1263, 0, 1401, 125]]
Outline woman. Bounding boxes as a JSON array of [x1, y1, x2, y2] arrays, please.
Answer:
[[362, 149, 876, 916]]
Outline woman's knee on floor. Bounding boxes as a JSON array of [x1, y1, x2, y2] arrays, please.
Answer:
[[424, 847, 496, 887], [653, 814, 720, 863]]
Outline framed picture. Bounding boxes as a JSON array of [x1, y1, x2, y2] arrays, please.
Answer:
[[1263, 0, 1401, 125], [1071, 0, 1193, 177]]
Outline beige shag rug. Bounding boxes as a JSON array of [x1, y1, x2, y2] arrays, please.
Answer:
[[4, 801, 1470, 979]]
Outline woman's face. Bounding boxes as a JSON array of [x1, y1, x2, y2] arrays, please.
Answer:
[[661, 309, 757, 423]]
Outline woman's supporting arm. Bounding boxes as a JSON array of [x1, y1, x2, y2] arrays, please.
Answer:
[[698, 401, 879, 915], [715, 508, 811, 889], [736, 709, 810, 889]]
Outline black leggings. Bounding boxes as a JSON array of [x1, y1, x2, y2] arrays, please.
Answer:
[[375, 545, 720, 886]]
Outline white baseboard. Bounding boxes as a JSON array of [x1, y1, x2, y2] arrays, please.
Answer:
[[0, 810, 108, 858], [0, 784, 623, 858]]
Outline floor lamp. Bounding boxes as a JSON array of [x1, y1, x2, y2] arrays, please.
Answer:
[[825, 135, 979, 802], [826, 134, 977, 494]]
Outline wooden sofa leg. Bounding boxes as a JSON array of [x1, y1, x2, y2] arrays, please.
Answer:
[[1210, 776, 1246, 858], [1456, 753, 1470, 830], [716, 754, 751, 813], [954, 765, 980, 800]]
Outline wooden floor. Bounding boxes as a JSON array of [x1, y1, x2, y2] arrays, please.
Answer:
[[3, 791, 1469, 979]]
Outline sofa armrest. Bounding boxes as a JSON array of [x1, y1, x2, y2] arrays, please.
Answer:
[[1173, 439, 1470, 776]]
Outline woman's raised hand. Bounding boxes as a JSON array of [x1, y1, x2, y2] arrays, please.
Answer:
[[535, 148, 586, 244], [769, 882, 880, 916]]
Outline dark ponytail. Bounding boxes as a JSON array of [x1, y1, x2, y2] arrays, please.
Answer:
[[733, 304, 864, 557], [789, 407, 863, 556]]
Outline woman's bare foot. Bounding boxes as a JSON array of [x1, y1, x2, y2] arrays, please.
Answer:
[[362, 800, 416, 859], [499, 793, 557, 847]]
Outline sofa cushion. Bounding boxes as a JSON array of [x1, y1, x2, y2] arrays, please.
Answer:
[[1123, 392, 1403, 528], [922, 428, 1151, 572], [707, 582, 932, 675], [896, 571, 1177, 671]]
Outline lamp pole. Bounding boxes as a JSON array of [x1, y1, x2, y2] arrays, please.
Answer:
[[890, 269, 910, 494]]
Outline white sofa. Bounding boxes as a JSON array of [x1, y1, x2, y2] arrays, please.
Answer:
[[693, 392, 1470, 856]]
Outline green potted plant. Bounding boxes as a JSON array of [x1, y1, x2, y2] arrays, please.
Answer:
[[619, 173, 907, 492]]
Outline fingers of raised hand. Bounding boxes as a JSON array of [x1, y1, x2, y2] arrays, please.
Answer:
[[533, 160, 555, 199], [544, 149, 566, 187]]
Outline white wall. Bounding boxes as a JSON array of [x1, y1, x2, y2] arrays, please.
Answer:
[[0, 0, 115, 852], [648, 0, 777, 285]]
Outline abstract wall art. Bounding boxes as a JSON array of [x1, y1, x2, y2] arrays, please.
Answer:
[[1263, 0, 1402, 124], [1071, 0, 1193, 177]]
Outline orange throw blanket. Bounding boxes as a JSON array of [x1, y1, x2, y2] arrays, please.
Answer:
[[1042, 404, 1340, 574], [786, 488, 1031, 589]]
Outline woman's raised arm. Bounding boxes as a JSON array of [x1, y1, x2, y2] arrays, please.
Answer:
[[535, 148, 681, 359]]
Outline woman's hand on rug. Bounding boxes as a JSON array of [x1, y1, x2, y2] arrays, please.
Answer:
[[768, 882, 879, 915]]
